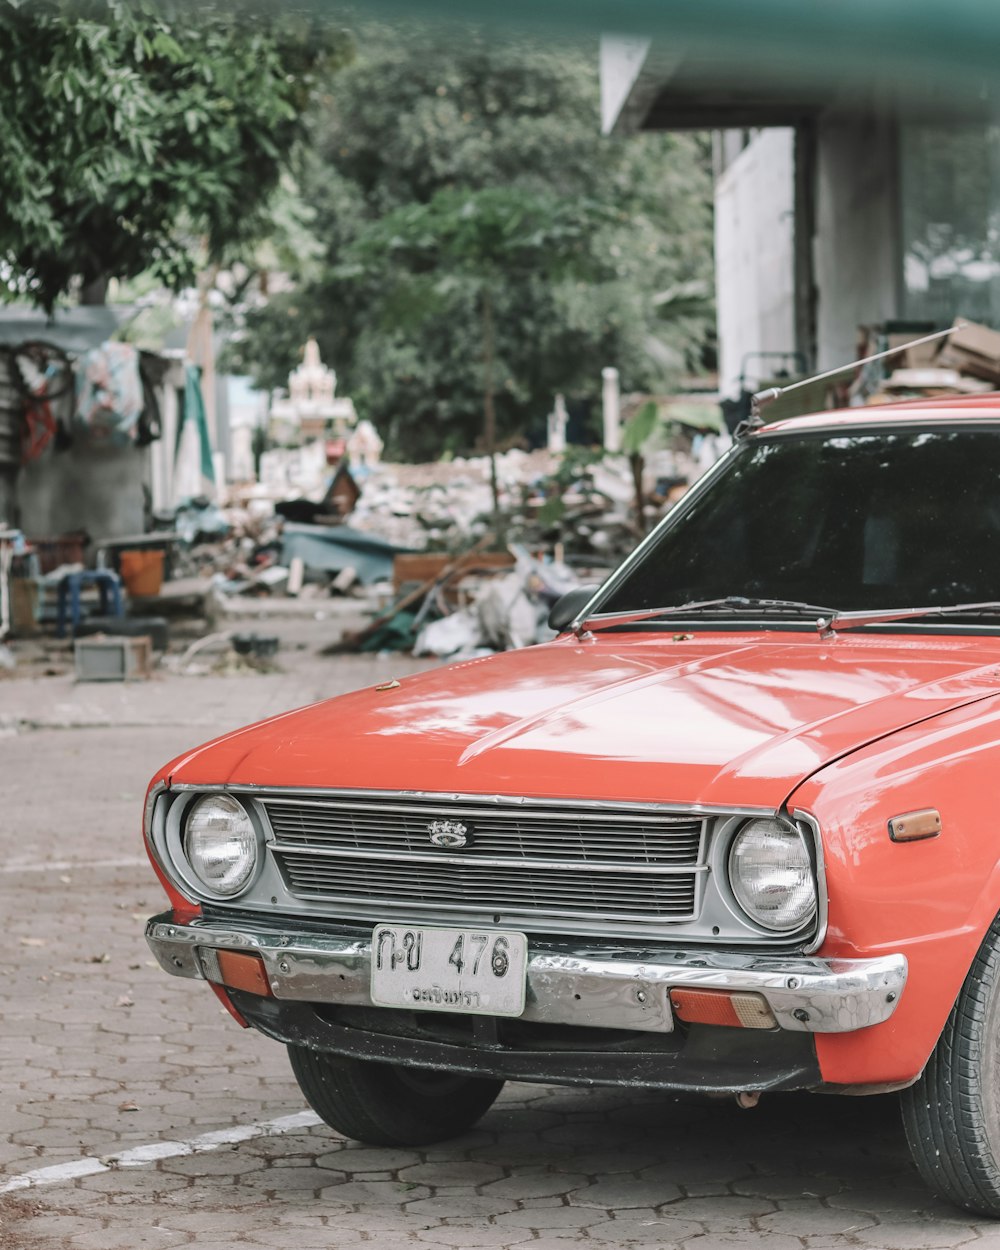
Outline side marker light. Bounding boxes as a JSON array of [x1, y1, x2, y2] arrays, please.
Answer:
[[202, 949, 273, 998], [670, 988, 777, 1030], [888, 809, 942, 842]]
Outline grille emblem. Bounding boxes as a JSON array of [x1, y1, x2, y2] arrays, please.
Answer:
[[427, 819, 472, 849]]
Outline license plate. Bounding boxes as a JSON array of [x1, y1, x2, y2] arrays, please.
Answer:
[[370, 924, 527, 1017]]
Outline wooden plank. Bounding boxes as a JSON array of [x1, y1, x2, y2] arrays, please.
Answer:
[[330, 535, 496, 653], [393, 551, 514, 593]]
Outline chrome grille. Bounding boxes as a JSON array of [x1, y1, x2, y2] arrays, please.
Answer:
[[260, 794, 705, 932], [262, 797, 702, 864], [277, 851, 697, 921]]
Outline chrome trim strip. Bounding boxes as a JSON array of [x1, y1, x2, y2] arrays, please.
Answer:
[[792, 809, 828, 956], [258, 891, 698, 928], [167, 783, 776, 820], [146, 913, 906, 1036], [143, 780, 167, 841], [261, 795, 705, 824], [143, 780, 171, 888], [269, 842, 709, 876], [756, 416, 1000, 438]]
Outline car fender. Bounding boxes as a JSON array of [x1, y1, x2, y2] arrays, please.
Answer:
[[787, 690, 1000, 1086]]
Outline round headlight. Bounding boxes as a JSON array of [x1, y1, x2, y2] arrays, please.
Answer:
[[728, 818, 816, 932], [183, 794, 258, 896]]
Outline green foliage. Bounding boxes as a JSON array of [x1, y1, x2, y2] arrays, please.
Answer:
[[621, 399, 661, 456], [345, 185, 608, 285], [0, 0, 349, 309], [533, 444, 606, 525], [225, 27, 714, 460]]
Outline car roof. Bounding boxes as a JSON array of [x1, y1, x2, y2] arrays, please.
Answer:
[[762, 392, 1000, 436]]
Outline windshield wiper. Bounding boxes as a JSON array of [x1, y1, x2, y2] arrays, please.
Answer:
[[589, 596, 837, 631], [822, 602, 1000, 634]]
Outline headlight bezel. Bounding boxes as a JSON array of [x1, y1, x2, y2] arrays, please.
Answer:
[[165, 791, 265, 901], [722, 815, 819, 936]]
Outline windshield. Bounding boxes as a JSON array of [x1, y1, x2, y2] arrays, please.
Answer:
[[599, 426, 1000, 617]]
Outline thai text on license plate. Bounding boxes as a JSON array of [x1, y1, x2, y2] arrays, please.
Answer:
[[370, 924, 527, 1017]]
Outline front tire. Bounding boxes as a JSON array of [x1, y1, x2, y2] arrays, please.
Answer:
[[287, 1045, 505, 1146], [901, 918, 1000, 1215]]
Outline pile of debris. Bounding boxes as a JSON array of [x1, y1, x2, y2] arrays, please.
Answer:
[[12, 413, 730, 666], [124, 430, 731, 660], [853, 318, 1000, 406], [144, 447, 641, 603], [345, 447, 643, 556], [329, 538, 586, 660]]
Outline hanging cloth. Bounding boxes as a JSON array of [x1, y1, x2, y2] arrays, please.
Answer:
[[175, 364, 216, 494], [74, 342, 144, 444]]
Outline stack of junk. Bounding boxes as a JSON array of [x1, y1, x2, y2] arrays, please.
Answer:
[[857, 318, 1000, 404], [154, 432, 715, 663], [15, 317, 1000, 671], [1, 322, 740, 670], [211, 317, 1000, 665], [1, 340, 739, 669], [12, 434, 731, 666], [50, 343, 950, 672]]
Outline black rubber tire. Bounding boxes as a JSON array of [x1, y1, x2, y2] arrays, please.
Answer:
[[901, 917, 1000, 1216], [287, 1045, 505, 1146]]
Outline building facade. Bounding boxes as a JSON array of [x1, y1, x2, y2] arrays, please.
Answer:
[[601, 37, 999, 398]]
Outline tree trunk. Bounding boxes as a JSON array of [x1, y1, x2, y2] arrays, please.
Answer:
[[630, 452, 646, 536], [80, 274, 109, 306], [481, 289, 499, 515]]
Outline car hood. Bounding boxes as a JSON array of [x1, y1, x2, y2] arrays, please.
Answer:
[[167, 632, 1000, 809]]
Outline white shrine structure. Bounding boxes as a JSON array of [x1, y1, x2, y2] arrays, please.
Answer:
[[347, 418, 384, 470], [269, 338, 358, 444]]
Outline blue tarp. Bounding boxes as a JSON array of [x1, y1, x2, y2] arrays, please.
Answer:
[[280, 524, 415, 585]]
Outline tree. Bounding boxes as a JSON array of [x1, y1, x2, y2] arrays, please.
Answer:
[[224, 28, 715, 460], [0, 0, 349, 310], [346, 185, 610, 508]]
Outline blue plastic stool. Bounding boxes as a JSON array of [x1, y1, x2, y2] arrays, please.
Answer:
[[57, 569, 124, 638]]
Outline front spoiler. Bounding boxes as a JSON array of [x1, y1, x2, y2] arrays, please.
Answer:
[[146, 911, 906, 1036]]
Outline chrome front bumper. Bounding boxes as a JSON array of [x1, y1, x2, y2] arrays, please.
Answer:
[[146, 912, 906, 1035]]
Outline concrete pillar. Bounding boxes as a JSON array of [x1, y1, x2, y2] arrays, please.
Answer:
[[602, 367, 621, 453]]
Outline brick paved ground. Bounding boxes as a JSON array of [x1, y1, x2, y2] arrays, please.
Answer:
[[2, 629, 1000, 1249]]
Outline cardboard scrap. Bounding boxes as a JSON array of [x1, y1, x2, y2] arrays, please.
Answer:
[[937, 318, 1000, 383]]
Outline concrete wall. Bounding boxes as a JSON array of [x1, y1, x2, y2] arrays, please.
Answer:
[[715, 113, 902, 386], [20, 440, 150, 544], [714, 128, 797, 398], [814, 112, 900, 369], [0, 355, 19, 527]]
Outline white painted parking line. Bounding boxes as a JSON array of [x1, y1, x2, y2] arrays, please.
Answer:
[[0, 857, 148, 875], [0, 1110, 323, 1194]]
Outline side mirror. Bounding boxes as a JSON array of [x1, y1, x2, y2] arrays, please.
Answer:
[[547, 585, 600, 633]]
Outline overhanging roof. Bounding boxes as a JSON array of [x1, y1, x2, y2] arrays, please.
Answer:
[[0, 305, 126, 354], [598, 19, 997, 134], [601, 37, 864, 134], [344, 0, 1000, 127], [632, 61, 833, 131]]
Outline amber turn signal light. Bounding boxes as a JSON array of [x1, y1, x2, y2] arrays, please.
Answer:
[[888, 808, 942, 842], [213, 950, 273, 998], [669, 988, 776, 1029]]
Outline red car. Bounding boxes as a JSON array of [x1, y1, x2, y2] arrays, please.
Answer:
[[146, 400, 1000, 1216]]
